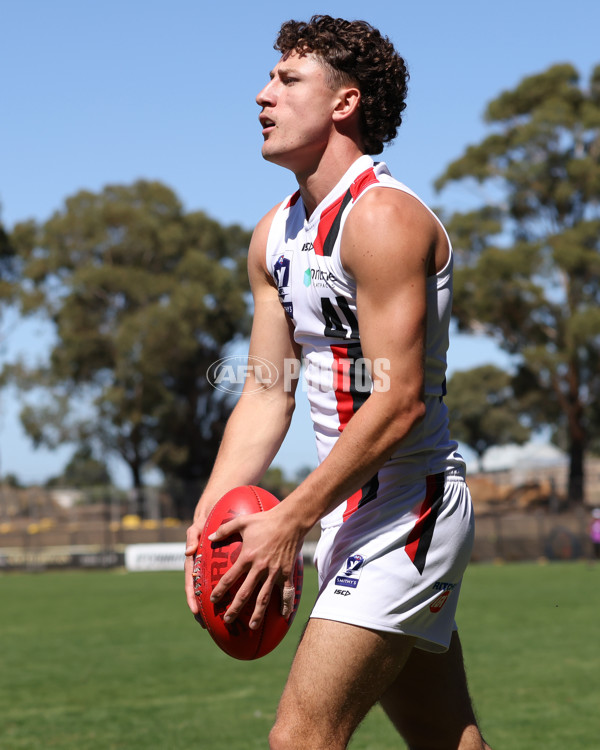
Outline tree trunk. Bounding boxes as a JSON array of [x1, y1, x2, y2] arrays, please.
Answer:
[[567, 435, 585, 504], [565, 358, 586, 504], [165, 474, 205, 520], [128, 462, 145, 516]]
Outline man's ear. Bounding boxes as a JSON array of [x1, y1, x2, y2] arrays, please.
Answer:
[[332, 86, 361, 123]]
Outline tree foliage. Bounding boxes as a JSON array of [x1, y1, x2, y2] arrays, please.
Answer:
[[258, 466, 316, 500], [446, 365, 531, 469], [46, 444, 112, 488], [437, 63, 600, 501], [7, 181, 252, 516], [0, 216, 18, 300]]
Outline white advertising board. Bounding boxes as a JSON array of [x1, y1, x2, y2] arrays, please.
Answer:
[[125, 543, 186, 571]]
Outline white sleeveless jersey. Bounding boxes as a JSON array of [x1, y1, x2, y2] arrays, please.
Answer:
[[266, 155, 465, 528]]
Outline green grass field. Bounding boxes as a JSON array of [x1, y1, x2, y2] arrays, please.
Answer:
[[1, 561, 598, 749]]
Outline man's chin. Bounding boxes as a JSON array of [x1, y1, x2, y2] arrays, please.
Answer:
[[261, 147, 288, 168]]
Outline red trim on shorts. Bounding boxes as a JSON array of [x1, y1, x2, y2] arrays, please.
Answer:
[[405, 473, 445, 574]]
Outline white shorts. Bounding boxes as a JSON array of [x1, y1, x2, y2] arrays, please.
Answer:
[[310, 471, 475, 653]]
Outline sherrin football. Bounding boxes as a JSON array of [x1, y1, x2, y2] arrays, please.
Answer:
[[193, 485, 303, 660]]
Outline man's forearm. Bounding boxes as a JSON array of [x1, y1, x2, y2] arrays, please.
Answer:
[[277, 388, 425, 533]]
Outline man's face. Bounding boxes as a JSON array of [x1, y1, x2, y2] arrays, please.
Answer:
[[256, 51, 342, 173]]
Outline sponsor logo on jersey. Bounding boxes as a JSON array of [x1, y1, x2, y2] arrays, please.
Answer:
[[334, 588, 351, 596], [302, 265, 336, 288], [335, 553, 364, 588], [311, 268, 336, 284], [301, 242, 314, 252]]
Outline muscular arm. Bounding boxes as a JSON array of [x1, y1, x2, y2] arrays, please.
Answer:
[[210, 188, 448, 627], [268, 189, 443, 525], [192, 204, 300, 523], [185, 203, 301, 613]]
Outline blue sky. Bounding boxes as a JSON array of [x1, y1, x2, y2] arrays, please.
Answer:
[[1, 0, 598, 486]]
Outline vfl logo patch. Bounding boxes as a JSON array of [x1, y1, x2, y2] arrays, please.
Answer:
[[273, 254, 290, 290], [335, 554, 364, 589], [273, 254, 293, 317]]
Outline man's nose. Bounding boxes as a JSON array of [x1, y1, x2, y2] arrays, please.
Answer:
[[256, 79, 276, 107]]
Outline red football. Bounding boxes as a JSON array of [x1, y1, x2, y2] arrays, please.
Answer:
[[193, 485, 303, 660]]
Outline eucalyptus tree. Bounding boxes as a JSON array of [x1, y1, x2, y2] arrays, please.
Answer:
[[437, 63, 600, 502], [8, 181, 251, 515]]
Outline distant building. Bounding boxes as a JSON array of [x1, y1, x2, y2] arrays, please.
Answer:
[[469, 441, 600, 507]]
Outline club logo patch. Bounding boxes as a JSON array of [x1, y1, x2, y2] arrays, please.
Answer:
[[335, 554, 364, 589], [429, 580, 456, 613], [430, 590, 450, 613]]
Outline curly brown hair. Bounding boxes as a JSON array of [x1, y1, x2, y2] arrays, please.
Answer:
[[274, 15, 409, 155]]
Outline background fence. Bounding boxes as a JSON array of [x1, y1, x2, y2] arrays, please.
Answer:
[[1, 456, 600, 571]]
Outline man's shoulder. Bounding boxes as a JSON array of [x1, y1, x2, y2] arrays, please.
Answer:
[[258, 200, 286, 228], [347, 183, 436, 235], [250, 201, 285, 246]]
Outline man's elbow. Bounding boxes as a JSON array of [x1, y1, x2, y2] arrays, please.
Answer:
[[387, 397, 427, 447], [284, 391, 296, 422]]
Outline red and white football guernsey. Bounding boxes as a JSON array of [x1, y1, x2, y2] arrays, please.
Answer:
[[266, 155, 466, 530]]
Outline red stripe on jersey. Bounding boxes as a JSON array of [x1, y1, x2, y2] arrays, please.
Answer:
[[285, 190, 301, 209], [350, 168, 379, 200], [313, 192, 346, 256], [331, 345, 355, 430], [332, 344, 362, 521], [313, 168, 380, 256]]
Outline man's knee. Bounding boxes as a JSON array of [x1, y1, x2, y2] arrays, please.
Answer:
[[380, 633, 489, 750], [270, 619, 413, 749], [269, 716, 341, 750], [268, 719, 293, 750]]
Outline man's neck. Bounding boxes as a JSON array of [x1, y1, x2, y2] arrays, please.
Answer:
[[295, 143, 365, 217]]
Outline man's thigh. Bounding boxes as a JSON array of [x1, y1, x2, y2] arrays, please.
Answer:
[[270, 617, 415, 750], [380, 631, 487, 750]]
